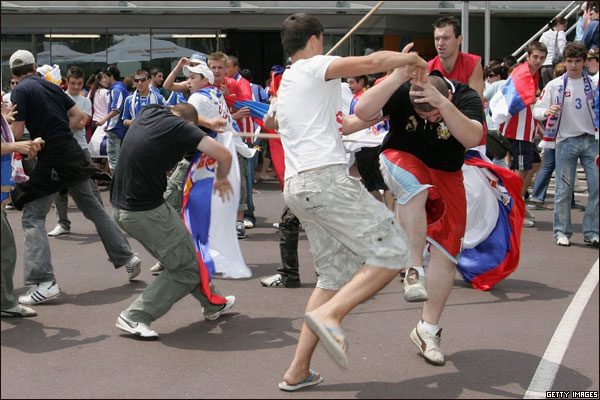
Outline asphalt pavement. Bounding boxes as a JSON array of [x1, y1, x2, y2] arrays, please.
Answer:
[[1, 179, 598, 399]]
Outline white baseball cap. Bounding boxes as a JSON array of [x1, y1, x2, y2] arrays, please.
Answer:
[[10, 50, 35, 69], [183, 62, 214, 85]]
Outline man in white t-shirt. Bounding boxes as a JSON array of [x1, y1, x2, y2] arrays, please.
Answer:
[[274, 13, 428, 391], [48, 66, 103, 237], [533, 42, 598, 247]]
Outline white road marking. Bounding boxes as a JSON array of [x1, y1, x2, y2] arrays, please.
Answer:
[[524, 258, 599, 399]]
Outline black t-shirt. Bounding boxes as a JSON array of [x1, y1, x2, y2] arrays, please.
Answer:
[[110, 104, 207, 211], [11, 75, 75, 141], [381, 80, 483, 172]]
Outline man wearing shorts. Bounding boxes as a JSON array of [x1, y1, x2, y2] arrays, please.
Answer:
[[275, 13, 428, 391], [498, 42, 547, 226], [355, 70, 484, 366]]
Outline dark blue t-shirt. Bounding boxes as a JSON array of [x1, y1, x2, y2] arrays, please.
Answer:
[[11, 75, 75, 141]]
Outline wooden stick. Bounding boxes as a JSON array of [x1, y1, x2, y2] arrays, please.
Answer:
[[233, 132, 383, 145], [325, 1, 385, 56]]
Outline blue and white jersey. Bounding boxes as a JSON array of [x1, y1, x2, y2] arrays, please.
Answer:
[[122, 90, 166, 122], [167, 91, 188, 105], [107, 80, 129, 138]]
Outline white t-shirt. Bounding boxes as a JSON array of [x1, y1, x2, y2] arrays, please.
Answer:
[[91, 88, 109, 122], [534, 75, 598, 143], [277, 55, 347, 180], [539, 29, 566, 67], [67, 93, 92, 150]]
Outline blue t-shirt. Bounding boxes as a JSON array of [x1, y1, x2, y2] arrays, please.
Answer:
[[107, 81, 129, 138], [122, 90, 166, 122], [11, 75, 75, 141], [167, 91, 187, 105]]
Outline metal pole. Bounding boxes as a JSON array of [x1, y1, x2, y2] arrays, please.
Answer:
[[484, 1, 491, 65], [461, 1, 469, 54], [512, 0, 577, 59]]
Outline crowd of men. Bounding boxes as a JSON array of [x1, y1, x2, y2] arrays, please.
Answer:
[[1, 3, 598, 392]]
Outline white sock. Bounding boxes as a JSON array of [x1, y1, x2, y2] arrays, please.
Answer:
[[410, 266, 425, 277], [419, 319, 440, 335]]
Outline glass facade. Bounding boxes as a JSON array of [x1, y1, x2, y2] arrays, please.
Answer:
[[1, 29, 223, 94], [2, 29, 380, 94]]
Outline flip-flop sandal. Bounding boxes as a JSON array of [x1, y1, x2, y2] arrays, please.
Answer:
[[278, 369, 323, 391], [305, 312, 349, 368]]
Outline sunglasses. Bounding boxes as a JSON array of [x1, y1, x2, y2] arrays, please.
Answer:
[[133, 77, 148, 83], [10, 81, 17, 85]]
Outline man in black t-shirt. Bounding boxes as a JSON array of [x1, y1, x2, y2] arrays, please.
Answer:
[[111, 103, 235, 339], [8, 49, 142, 306], [355, 70, 483, 366]]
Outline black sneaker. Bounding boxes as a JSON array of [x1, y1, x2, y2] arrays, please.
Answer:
[[260, 273, 300, 288], [236, 221, 246, 239]]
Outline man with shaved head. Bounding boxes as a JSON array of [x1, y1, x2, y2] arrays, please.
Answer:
[[355, 69, 484, 366]]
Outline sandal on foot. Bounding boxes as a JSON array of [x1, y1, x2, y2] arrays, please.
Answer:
[[278, 370, 323, 391], [305, 312, 349, 368]]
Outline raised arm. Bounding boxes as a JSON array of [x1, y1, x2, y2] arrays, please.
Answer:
[[163, 57, 191, 93], [325, 51, 427, 82], [354, 67, 411, 121]]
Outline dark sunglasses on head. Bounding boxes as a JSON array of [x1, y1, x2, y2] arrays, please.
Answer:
[[134, 77, 148, 83]]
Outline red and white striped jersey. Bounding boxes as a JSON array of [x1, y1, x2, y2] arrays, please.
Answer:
[[499, 104, 537, 142]]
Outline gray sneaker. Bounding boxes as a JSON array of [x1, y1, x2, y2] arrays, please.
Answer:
[[204, 295, 236, 321], [403, 267, 428, 302], [1, 304, 37, 317], [122, 254, 141, 281], [149, 262, 164, 275], [410, 323, 444, 365], [115, 312, 158, 339]]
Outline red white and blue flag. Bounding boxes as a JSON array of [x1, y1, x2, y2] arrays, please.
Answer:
[[457, 150, 525, 291], [490, 62, 539, 126]]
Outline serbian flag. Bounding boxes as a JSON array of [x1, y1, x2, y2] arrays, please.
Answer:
[[457, 150, 525, 291], [490, 62, 539, 126], [224, 94, 285, 189], [182, 131, 251, 303]]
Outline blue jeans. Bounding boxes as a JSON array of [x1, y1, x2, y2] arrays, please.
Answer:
[[106, 130, 122, 174], [22, 179, 134, 285], [530, 148, 555, 203], [553, 135, 599, 240]]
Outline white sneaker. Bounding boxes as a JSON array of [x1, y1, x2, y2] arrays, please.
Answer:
[[121, 254, 141, 281], [523, 219, 535, 228], [584, 235, 599, 247], [18, 280, 60, 305], [204, 295, 236, 321], [524, 208, 536, 220], [149, 262, 164, 275], [48, 225, 70, 237], [243, 219, 254, 229], [410, 323, 444, 365], [1, 304, 37, 317], [403, 267, 428, 302], [273, 222, 280, 229], [556, 234, 570, 247], [115, 312, 158, 338]]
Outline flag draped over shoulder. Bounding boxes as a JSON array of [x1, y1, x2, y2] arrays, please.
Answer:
[[490, 62, 539, 125], [457, 150, 525, 291], [182, 130, 251, 300]]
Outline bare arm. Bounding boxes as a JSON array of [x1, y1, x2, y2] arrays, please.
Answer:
[[196, 135, 233, 202], [341, 114, 385, 135], [410, 81, 483, 148], [74, 113, 90, 131], [97, 109, 120, 127], [163, 57, 190, 93], [10, 120, 25, 140], [325, 51, 428, 82], [67, 104, 87, 132], [354, 67, 411, 121], [1, 139, 44, 159], [197, 115, 226, 133], [468, 62, 485, 101], [263, 97, 278, 130]]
